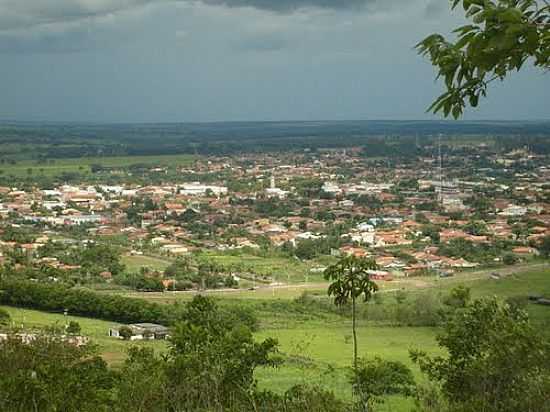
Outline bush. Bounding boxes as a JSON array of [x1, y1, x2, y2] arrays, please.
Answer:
[[118, 326, 133, 340], [66, 321, 81, 335], [502, 253, 518, 265], [352, 357, 415, 409], [0, 308, 10, 326]]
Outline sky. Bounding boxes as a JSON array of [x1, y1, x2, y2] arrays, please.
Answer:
[[0, 0, 548, 123]]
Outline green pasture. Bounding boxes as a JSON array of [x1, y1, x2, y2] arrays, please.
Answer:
[[121, 254, 172, 272], [255, 323, 441, 410], [199, 251, 324, 282], [0, 154, 196, 177]]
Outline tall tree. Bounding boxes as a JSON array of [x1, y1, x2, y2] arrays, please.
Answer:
[[417, 0, 550, 118], [324, 256, 379, 372]]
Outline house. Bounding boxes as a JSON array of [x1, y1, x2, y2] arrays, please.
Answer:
[[160, 244, 189, 255], [499, 205, 528, 217], [109, 323, 170, 340], [322, 182, 342, 195], [367, 270, 393, 281], [512, 246, 539, 255]]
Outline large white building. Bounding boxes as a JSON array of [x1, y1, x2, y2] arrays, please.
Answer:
[[179, 183, 228, 196], [322, 181, 342, 194]]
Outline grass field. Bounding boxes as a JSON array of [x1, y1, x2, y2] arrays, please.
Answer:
[[0, 154, 196, 177], [121, 254, 172, 272], [198, 251, 331, 284], [255, 323, 440, 399]]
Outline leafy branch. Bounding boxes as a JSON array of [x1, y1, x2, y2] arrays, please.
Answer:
[[417, 0, 550, 118]]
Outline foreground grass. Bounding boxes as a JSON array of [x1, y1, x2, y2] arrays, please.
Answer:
[[0, 304, 436, 411], [2, 264, 547, 411]]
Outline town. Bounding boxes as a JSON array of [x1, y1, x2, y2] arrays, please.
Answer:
[[1, 139, 548, 296]]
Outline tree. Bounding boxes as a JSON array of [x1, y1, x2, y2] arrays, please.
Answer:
[[464, 220, 488, 236], [66, 321, 81, 335], [0, 308, 10, 326], [443, 285, 471, 309], [115, 347, 168, 412], [167, 296, 280, 410], [411, 297, 550, 412], [539, 234, 550, 258], [324, 256, 379, 373], [502, 253, 518, 265], [352, 357, 415, 411], [118, 326, 133, 341], [0, 334, 114, 412], [417, 0, 550, 118]]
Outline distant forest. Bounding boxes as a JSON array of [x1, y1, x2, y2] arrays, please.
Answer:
[[1, 120, 549, 159]]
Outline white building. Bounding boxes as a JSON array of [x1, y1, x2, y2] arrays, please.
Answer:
[[179, 183, 228, 196], [499, 205, 528, 217], [322, 182, 342, 194]]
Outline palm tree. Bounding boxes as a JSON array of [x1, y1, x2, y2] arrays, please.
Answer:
[[324, 255, 378, 372]]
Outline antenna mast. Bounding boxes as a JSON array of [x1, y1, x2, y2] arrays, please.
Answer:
[[438, 133, 443, 205]]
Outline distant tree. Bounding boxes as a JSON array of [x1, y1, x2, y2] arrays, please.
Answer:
[[464, 220, 488, 236], [421, 224, 440, 243], [417, 201, 438, 212], [66, 321, 81, 335], [415, 213, 429, 224], [179, 208, 199, 223], [324, 256, 379, 373], [502, 253, 518, 265], [417, 0, 550, 118], [444, 285, 471, 309], [539, 235, 550, 258]]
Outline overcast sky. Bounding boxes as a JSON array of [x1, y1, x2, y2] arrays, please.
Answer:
[[0, 0, 548, 123]]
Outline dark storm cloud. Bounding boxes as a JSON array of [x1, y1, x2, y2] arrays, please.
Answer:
[[0, 0, 378, 33]]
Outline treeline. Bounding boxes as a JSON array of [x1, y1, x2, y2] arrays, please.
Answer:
[[0, 280, 173, 325], [0, 279, 259, 330], [2, 121, 550, 161]]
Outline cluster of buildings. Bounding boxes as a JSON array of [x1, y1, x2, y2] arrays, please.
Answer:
[[0, 145, 549, 281]]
